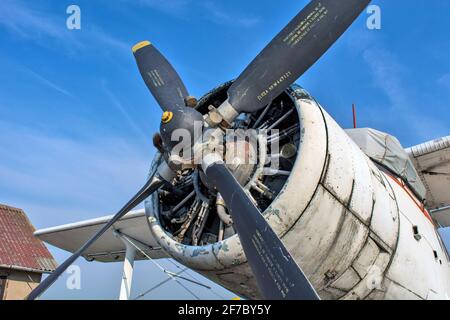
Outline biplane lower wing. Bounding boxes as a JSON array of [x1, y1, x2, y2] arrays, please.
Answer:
[[34, 209, 169, 262]]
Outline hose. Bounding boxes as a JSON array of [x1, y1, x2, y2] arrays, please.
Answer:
[[216, 193, 233, 226]]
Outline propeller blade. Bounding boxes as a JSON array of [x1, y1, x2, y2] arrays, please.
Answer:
[[202, 157, 319, 300], [222, 0, 370, 117], [133, 41, 189, 112], [27, 174, 165, 300]]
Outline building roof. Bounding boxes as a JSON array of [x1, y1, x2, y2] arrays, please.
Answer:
[[0, 204, 57, 273]]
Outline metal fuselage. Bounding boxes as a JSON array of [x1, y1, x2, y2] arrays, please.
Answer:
[[145, 85, 450, 300]]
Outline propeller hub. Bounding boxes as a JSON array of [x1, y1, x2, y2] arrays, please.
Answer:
[[160, 106, 204, 152], [224, 137, 257, 186]]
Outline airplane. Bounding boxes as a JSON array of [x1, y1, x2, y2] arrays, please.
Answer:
[[28, 0, 450, 300]]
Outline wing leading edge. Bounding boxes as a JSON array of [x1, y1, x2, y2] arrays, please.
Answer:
[[35, 209, 168, 262], [407, 135, 450, 227]]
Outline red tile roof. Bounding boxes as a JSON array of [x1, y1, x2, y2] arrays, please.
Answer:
[[0, 204, 57, 273]]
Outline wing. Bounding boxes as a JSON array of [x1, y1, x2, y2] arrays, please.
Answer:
[[35, 209, 169, 262], [407, 135, 450, 227], [430, 207, 450, 228]]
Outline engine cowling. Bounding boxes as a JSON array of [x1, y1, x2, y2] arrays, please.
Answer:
[[145, 83, 399, 300]]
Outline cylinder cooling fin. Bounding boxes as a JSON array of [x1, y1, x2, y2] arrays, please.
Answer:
[[150, 82, 303, 248], [145, 83, 405, 300]]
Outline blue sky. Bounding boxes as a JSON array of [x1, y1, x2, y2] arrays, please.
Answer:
[[0, 0, 449, 299]]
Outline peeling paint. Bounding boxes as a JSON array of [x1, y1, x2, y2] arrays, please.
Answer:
[[221, 242, 230, 252], [143, 83, 450, 300]]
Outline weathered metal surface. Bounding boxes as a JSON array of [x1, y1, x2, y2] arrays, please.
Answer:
[[144, 85, 450, 300], [407, 135, 450, 210], [384, 173, 450, 300]]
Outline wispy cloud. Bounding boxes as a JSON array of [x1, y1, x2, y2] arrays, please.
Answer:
[[0, 0, 67, 40], [0, 120, 153, 225], [199, 1, 261, 28], [437, 73, 450, 90], [0, 120, 234, 300], [131, 0, 261, 28], [343, 26, 448, 143], [363, 48, 407, 108], [135, 0, 191, 16], [22, 67, 76, 99], [362, 47, 447, 142], [0, 0, 129, 56], [100, 80, 151, 145]]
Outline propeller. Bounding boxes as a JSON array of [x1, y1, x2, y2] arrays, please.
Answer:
[[133, 41, 189, 112], [28, 0, 370, 300], [218, 0, 371, 122], [27, 169, 172, 300], [202, 155, 319, 300]]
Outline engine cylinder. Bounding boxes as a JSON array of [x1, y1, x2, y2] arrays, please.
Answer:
[[145, 84, 400, 299]]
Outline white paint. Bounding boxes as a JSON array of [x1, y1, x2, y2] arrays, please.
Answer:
[[34, 85, 450, 300], [146, 89, 450, 300], [113, 231, 137, 300], [120, 242, 136, 300]]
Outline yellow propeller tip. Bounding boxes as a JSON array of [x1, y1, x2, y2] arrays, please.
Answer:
[[132, 40, 152, 53]]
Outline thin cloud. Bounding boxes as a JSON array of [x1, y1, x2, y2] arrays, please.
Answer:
[[363, 48, 407, 108], [136, 0, 191, 16], [0, 0, 129, 56], [200, 1, 261, 28], [0, 0, 67, 40], [437, 74, 450, 90], [344, 28, 448, 142], [22, 67, 76, 99], [132, 0, 261, 28], [101, 80, 151, 145], [0, 120, 152, 223], [363, 47, 447, 142]]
